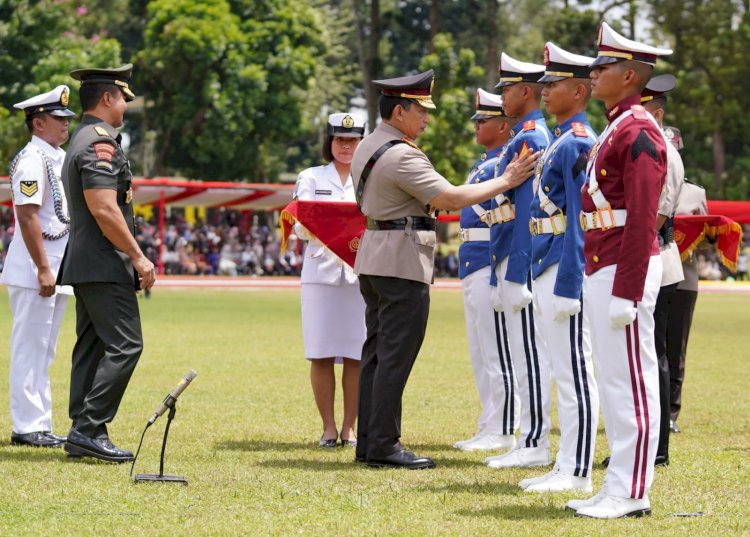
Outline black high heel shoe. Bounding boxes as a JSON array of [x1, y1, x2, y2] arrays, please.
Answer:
[[319, 433, 338, 448]]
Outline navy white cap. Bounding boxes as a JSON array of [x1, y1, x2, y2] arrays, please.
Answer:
[[641, 74, 677, 103], [327, 113, 366, 138], [538, 42, 596, 83], [496, 53, 545, 88], [591, 22, 672, 67], [70, 63, 136, 102], [471, 88, 508, 120], [373, 70, 436, 109], [14, 85, 74, 117]]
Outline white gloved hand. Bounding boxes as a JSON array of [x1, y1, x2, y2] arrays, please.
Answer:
[[552, 295, 581, 322], [490, 283, 504, 312], [505, 281, 533, 312], [293, 223, 313, 241], [609, 296, 637, 328]]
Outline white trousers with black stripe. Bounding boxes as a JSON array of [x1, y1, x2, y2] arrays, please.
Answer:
[[584, 256, 662, 499], [532, 264, 598, 477], [461, 266, 519, 436], [497, 257, 551, 448], [7, 286, 68, 434]]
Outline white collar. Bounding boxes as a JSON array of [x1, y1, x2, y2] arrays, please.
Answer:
[[30, 135, 65, 163]]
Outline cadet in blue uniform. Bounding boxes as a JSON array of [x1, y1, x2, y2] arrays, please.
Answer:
[[453, 89, 519, 452], [519, 43, 599, 493], [485, 53, 552, 469]]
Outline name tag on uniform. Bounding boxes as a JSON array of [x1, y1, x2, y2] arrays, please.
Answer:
[[315, 189, 332, 195]]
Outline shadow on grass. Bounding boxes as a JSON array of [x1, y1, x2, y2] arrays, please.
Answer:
[[416, 480, 521, 496], [456, 503, 572, 520], [215, 439, 312, 452], [0, 448, 68, 463]]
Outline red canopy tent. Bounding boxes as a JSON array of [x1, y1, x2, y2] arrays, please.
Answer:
[[1, 177, 295, 274]]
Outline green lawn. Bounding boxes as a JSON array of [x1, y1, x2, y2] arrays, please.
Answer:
[[0, 287, 748, 536]]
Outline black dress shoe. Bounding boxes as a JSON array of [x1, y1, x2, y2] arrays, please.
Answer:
[[63, 428, 134, 463], [366, 450, 436, 470], [44, 431, 67, 443], [10, 431, 62, 448], [355, 454, 366, 463], [654, 454, 669, 467], [669, 420, 681, 434]]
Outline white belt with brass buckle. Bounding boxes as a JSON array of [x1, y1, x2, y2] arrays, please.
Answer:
[[529, 213, 566, 236], [579, 208, 627, 231], [482, 203, 516, 226], [459, 227, 491, 242]]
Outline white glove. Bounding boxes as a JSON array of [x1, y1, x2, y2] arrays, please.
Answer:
[[609, 296, 637, 328], [552, 295, 581, 322], [490, 283, 504, 312], [293, 223, 313, 241], [505, 281, 533, 312]]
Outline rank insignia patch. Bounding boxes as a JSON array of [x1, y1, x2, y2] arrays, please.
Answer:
[[94, 126, 110, 137], [94, 142, 115, 162], [572, 123, 588, 137], [519, 141, 531, 158], [523, 120, 536, 131], [20, 180, 38, 197], [95, 161, 113, 171]]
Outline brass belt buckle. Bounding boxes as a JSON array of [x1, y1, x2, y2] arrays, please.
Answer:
[[550, 212, 566, 235], [596, 206, 615, 231]]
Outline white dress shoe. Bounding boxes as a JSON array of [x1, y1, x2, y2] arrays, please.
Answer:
[[452, 434, 481, 449], [485, 445, 551, 468], [524, 472, 592, 493], [566, 487, 608, 511], [575, 495, 651, 519], [519, 464, 559, 490], [458, 434, 516, 452]]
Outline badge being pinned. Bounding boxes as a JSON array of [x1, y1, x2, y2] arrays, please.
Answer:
[[20, 180, 38, 197]]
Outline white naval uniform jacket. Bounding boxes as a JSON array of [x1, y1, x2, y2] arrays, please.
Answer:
[[293, 162, 358, 286], [0, 136, 71, 292], [657, 139, 685, 287]]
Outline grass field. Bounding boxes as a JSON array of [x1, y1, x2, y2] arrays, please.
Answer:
[[0, 286, 748, 536]]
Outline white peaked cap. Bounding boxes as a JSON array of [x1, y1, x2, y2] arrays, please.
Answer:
[[496, 52, 545, 88], [539, 42, 596, 82], [14, 85, 75, 117], [591, 22, 673, 67], [327, 113, 366, 138], [472, 88, 507, 120]]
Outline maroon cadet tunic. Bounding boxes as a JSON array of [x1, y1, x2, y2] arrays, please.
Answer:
[[582, 94, 667, 302]]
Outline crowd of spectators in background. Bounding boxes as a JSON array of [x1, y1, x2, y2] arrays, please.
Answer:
[[0, 208, 747, 281]]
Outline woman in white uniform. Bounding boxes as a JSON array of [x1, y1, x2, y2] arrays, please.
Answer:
[[294, 113, 367, 447]]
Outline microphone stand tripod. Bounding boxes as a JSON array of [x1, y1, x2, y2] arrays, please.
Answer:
[[132, 404, 188, 484]]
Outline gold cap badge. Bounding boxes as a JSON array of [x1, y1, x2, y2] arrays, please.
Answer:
[[342, 115, 354, 129]]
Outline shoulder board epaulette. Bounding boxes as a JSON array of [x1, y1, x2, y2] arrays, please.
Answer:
[[523, 120, 536, 132], [94, 126, 110, 137], [631, 105, 648, 120], [401, 137, 420, 151], [572, 122, 588, 137]]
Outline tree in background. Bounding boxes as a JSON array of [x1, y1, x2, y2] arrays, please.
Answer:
[[418, 33, 484, 185]]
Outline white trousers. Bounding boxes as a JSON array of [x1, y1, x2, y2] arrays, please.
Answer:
[[7, 286, 68, 434], [461, 266, 519, 436], [533, 264, 599, 476], [584, 256, 662, 499], [498, 258, 551, 448]]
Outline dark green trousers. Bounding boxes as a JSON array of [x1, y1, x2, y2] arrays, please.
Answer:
[[69, 283, 142, 438]]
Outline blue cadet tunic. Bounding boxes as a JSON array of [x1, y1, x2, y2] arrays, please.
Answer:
[[530, 113, 596, 298], [489, 109, 551, 285], [459, 145, 507, 279]]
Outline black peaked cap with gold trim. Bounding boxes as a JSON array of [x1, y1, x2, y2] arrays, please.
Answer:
[[70, 63, 136, 102], [641, 74, 676, 103], [373, 69, 436, 109]]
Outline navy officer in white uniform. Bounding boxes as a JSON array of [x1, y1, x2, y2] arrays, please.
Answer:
[[294, 113, 367, 448], [453, 89, 519, 452], [520, 43, 599, 493], [1, 86, 74, 448]]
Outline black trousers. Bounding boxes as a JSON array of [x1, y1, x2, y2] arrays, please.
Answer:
[[655, 282, 678, 458], [70, 283, 143, 438], [667, 289, 698, 423], [356, 275, 430, 460]]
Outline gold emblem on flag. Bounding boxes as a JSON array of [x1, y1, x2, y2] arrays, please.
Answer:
[[349, 236, 360, 252]]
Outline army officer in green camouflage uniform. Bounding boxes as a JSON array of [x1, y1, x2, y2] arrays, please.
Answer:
[[58, 64, 155, 463]]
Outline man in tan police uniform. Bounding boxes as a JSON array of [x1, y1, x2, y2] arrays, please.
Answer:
[[351, 69, 537, 469]]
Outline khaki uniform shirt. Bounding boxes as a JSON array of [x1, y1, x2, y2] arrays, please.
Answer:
[[351, 122, 450, 284], [658, 140, 685, 286], [675, 181, 708, 292]]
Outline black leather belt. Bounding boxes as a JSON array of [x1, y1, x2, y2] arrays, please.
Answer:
[[366, 216, 436, 231]]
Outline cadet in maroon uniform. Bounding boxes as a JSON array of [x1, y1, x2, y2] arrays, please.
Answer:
[[567, 23, 672, 519]]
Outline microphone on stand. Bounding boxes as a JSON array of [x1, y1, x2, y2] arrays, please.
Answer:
[[148, 370, 197, 425]]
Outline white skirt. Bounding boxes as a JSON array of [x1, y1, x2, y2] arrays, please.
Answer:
[[301, 282, 366, 363]]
